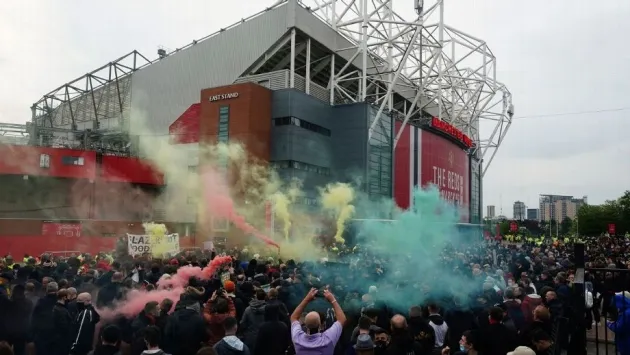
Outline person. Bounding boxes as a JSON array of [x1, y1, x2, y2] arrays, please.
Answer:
[[443, 330, 482, 355], [205, 289, 237, 346], [213, 317, 250, 355], [90, 325, 122, 355], [530, 330, 554, 355], [606, 292, 630, 355], [477, 307, 517, 355], [290, 288, 346, 355], [519, 306, 551, 347], [240, 289, 267, 354], [506, 346, 536, 355], [385, 314, 423, 355], [141, 326, 169, 355], [32, 282, 59, 355], [372, 329, 389, 355], [51, 289, 73, 355], [354, 334, 375, 355], [164, 298, 207, 355], [253, 304, 290, 355], [427, 303, 448, 352], [70, 293, 101, 355]]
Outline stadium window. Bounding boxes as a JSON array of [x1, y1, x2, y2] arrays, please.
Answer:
[[218, 105, 230, 145], [62, 156, 84, 166], [271, 160, 330, 176], [272, 116, 331, 137]]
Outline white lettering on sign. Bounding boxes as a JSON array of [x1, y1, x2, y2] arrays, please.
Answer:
[[431, 166, 464, 206], [127, 233, 180, 256], [208, 92, 239, 102]]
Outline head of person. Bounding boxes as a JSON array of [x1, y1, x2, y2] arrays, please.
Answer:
[[67, 287, 77, 300], [144, 325, 161, 350], [196, 347, 218, 355], [46, 281, 59, 295], [76, 292, 92, 310], [459, 330, 480, 352], [488, 306, 504, 324], [101, 325, 121, 346], [373, 329, 390, 348], [533, 305, 550, 322], [390, 314, 407, 335], [408, 306, 423, 320], [223, 317, 238, 336], [160, 298, 173, 314], [354, 334, 375, 355], [144, 301, 160, 318], [255, 288, 267, 301], [304, 311, 322, 335], [223, 281, 236, 296], [57, 289, 69, 304], [545, 291, 557, 303], [358, 316, 372, 334], [531, 330, 553, 352], [507, 346, 536, 355]]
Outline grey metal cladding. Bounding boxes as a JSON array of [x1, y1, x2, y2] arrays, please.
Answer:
[[129, 4, 291, 135], [271, 89, 331, 128], [330, 103, 368, 184]]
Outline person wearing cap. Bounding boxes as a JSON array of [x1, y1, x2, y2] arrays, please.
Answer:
[[507, 346, 535, 355], [223, 280, 245, 322], [354, 334, 375, 355]]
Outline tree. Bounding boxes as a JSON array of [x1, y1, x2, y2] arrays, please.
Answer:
[[560, 217, 573, 235], [576, 191, 630, 236]]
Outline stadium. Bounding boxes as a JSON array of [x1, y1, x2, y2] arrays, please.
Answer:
[[0, 0, 512, 256]]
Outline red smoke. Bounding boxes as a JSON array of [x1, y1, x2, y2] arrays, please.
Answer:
[[158, 255, 233, 289], [201, 167, 279, 248], [99, 256, 233, 320]]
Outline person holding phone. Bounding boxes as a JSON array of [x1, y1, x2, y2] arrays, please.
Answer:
[[289, 288, 346, 355]]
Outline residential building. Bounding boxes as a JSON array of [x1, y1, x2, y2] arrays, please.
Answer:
[[527, 208, 539, 221], [539, 195, 587, 222], [487, 205, 496, 218], [513, 201, 526, 221]]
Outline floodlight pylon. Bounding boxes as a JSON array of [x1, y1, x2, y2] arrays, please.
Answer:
[[299, 0, 513, 176]]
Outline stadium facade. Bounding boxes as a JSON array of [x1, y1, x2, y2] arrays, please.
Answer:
[[0, 0, 512, 255]]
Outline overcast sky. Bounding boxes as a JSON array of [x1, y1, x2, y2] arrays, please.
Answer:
[[1, 0, 629, 217]]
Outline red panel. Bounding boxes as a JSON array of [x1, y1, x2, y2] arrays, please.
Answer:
[[41, 222, 82, 237], [419, 130, 470, 222], [0, 145, 97, 179], [99, 156, 164, 185], [393, 122, 412, 209], [169, 103, 201, 144], [0, 235, 197, 257]]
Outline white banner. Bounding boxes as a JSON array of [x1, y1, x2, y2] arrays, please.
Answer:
[[127, 233, 180, 256]]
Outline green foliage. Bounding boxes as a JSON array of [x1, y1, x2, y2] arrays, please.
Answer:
[[576, 190, 630, 235]]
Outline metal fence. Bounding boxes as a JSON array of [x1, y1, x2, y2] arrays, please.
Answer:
[[573, 243, 630, 355]]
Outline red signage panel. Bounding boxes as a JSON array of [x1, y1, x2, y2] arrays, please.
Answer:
[[419, 130, 470, 222], [99, 156, 164, 185], [393, 123, 470, 222], [510, 221, 518, 232], [430, 117, 474, 148], [41, 222, 82, 238], [608, 223, 616, 235]]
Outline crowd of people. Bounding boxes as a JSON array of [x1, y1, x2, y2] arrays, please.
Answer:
[[0, 234, 628, 355]]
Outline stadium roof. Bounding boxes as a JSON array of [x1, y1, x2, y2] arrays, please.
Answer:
[[30, 0, 513, 176]]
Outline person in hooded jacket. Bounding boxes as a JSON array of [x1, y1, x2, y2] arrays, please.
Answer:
[[130, 301, 160, 355], [427, 304, 448, 352], [240, 289, 267, 354], [70, 293, 100, 355], [214, 317, 250, 355], [89, 324, 122, 355], [32, 282, 60, 355], [205, 290, 237, 346], [164, 298, 208, 355], [253, 303, 290, 355], [606, 293, 630, 355]]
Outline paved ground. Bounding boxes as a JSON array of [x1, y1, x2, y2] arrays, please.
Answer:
[[587, 321, 617, 354]]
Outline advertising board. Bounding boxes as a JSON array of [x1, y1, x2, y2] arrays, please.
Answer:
[[394, 122, 470, 222]]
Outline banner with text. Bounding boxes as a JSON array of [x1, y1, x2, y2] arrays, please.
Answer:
[[127, 233, 180, 256]]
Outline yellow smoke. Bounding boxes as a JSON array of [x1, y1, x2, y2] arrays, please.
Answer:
[[143, 222, 169, 257], [271, 180, 301, 241], [125, 112, 325, 261], [319, 183, 355, 243]]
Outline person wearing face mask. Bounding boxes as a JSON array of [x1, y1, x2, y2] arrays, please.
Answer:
[[70, 293, 100, 355], [51, 289, 73, 355], [442, 330, 482, 355], [372, 329, 390, 355]]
